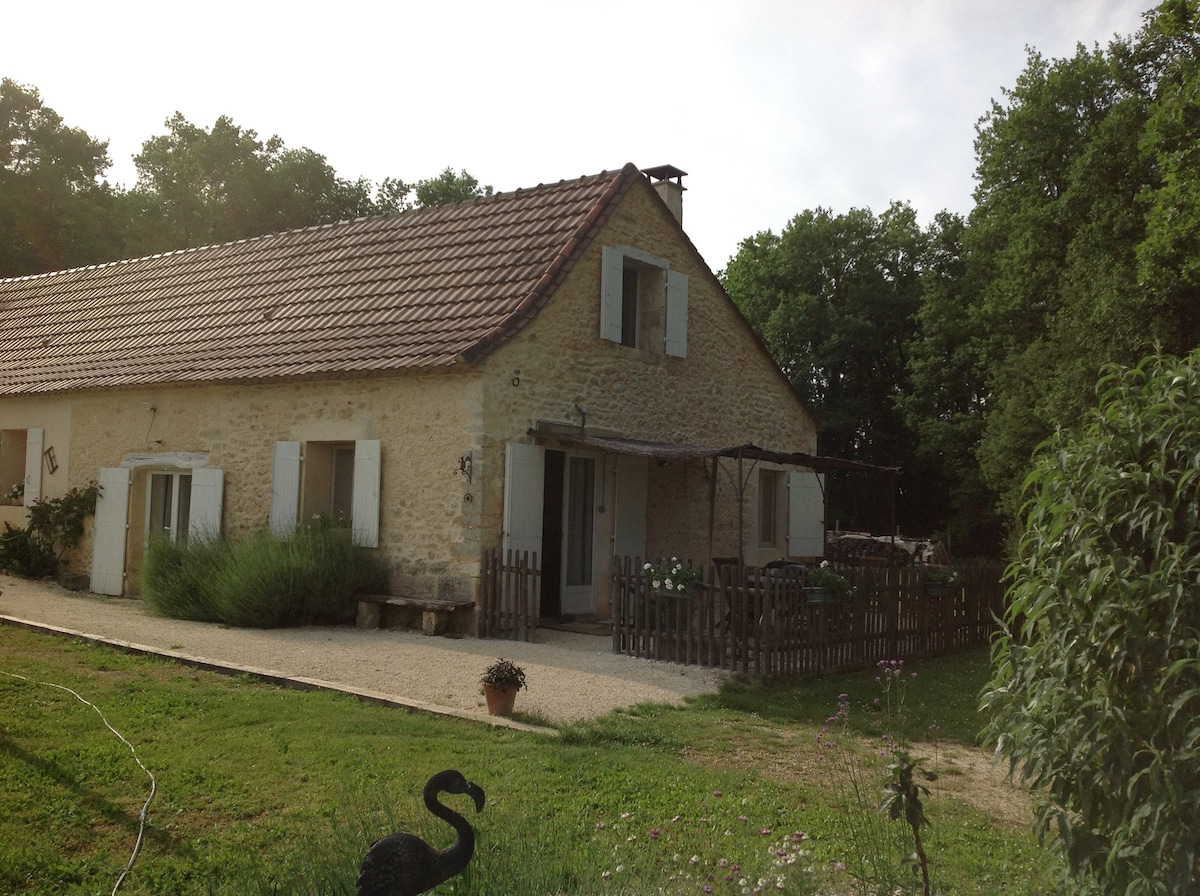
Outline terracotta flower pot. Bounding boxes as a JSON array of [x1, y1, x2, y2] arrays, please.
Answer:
[[483, 683, 518, 716]]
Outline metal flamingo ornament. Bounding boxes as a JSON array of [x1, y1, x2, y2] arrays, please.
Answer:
[[355, 769, 486, 896]]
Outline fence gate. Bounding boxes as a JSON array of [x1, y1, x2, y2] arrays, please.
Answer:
[[478, 547, 540, 641]]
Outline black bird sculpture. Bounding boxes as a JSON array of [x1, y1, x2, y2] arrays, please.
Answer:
[[356, 769, 486, 896]]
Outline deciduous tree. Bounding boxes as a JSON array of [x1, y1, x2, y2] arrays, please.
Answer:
[[0, 78, 121, 275], [125, 113, 377, 254], [722, 203, 929, 534]]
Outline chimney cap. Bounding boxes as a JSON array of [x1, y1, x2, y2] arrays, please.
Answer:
[[641, 164, 688, 187]]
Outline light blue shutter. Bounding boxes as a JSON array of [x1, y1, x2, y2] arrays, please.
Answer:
[[270, 441, 301, 536], [90, 467, 130, 595], [664, 269, 688, 358], [613, 454, 648, 562], [351, 439, 381, 548], [189, 468, 224, 543], [600, 246, 624, 343], [23, 427, 43, 507], [787, 471, 825, 557], [503, 442, 544, 557]]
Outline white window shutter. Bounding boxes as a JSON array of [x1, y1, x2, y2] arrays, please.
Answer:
[[665, 269, 688, 358], [600, 246, 625, 343], [351, 439, 381, 548], [787, 471, 825, 557], [612, 454, 648, 562], [90, 467, 130, 595], [23, 428, 43, 507], [270, 441, 301, 537], [503, 441, 544, 557], [189, 468, 224, 543]]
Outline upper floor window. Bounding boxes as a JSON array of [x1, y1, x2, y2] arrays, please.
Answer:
[[601, 245, 688, 357]]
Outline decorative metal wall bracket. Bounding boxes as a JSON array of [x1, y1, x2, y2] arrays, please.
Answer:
[[456, 452, 473, 484]]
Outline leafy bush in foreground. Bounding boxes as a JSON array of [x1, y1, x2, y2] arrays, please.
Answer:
[[982, 349, 1200, 895], [142, 518, 388, 628]]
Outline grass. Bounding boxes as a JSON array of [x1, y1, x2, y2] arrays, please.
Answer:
[[0, 627, 1060, 895]]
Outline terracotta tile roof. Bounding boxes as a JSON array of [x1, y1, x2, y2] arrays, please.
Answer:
[[0, 163, 643, 395]]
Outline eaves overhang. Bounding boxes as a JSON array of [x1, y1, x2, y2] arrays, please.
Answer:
[[528, 429, 898, 476]]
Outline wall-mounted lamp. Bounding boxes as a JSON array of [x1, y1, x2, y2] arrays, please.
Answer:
[[574, 402, 588, 432], [456, 452, 473, 485], [43, 446, 58, 474]]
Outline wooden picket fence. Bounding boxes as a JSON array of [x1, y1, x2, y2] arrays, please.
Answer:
[[610, 557, 1005, 676], [478, 547, 540, 641]]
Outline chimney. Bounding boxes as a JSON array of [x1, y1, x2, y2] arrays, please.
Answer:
[[641, 164, 687, 225]]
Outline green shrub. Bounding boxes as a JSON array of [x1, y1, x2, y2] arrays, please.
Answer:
[[0, 522, 54, 577], [0, 483, 98, 578], [981, 348, 1200, 895], [141, 535, 231, 621], [142, 518, 389, 628]]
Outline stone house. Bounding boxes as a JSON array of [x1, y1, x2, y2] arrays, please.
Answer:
[[0, 163, 834, 625]]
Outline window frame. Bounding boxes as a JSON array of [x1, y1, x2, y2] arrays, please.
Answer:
[[601, 245, 688, 357], [0, 427, 43, 507], [270, 439, 380, 547], [147, 471, 193, 545]]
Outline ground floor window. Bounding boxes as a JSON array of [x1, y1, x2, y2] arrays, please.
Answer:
[[270, 439, 380, 547], [0, 428, 41, 506], [301, 441, 357, 522]]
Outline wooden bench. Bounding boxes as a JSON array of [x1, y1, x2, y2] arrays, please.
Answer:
[[355, 594, 474, 636]]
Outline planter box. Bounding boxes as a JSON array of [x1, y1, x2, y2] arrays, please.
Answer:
[[803, 586, 839, 604]]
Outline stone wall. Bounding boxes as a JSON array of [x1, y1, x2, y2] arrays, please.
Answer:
[[2, 373, 481, 598]]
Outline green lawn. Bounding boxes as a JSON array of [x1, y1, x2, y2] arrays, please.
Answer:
[[0, 626, 1059, 895]]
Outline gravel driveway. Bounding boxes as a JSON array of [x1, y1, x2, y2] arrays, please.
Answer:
[[0, 574, 723, 729]]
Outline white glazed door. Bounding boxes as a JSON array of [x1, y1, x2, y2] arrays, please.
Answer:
[[561, 454, 598, 616]]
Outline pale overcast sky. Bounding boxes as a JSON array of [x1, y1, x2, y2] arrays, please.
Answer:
[[8, 0, 1149, 268]]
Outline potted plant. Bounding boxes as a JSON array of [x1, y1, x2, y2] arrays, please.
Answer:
[[480, 657, 526, 716], [642, 556, 701, 596], [924, 566, 959, 597], [804, 561, 852, 604], [3, 481, 23, 506]]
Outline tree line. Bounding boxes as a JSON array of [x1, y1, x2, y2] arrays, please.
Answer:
[[0, 78, 490, 277], [723, 0, 1200, 556]]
